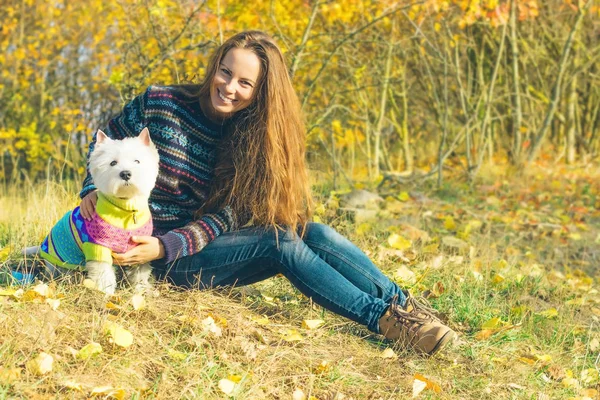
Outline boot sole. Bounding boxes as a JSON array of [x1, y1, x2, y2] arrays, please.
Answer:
[[427, 330, 455, 356]]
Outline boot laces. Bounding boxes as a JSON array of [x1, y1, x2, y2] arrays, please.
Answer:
[[404, 295, 440, 320], [387, 295, 430, 325]]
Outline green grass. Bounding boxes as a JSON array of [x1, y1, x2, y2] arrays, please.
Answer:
[[1, 163, 599, 399]]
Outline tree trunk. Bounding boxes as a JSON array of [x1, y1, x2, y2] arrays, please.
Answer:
[[374, 41, 394, 177], [527, 1, 590, 162], [509, 0, 524, 164], [566, 73, 578, 164]]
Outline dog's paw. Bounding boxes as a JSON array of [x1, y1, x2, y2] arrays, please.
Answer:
[[124, 263, 153, 294], [86, 261, 117, 295], [94, 275, 117, 295], [23, 246, 41, 257]]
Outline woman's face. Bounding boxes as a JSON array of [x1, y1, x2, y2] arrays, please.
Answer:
[[210, 48, 261, 117]]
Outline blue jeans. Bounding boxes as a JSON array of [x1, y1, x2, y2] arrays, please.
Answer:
[[152, 222, 407, 333]]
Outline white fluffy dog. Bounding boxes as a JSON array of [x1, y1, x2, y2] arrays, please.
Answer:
[[28, 128, 159, 294]]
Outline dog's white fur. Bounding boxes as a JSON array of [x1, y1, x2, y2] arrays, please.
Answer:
[[26, 128, 160, 295]]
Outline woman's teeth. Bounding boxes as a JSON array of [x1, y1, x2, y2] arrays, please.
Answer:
[[218, 90, 234, 103]]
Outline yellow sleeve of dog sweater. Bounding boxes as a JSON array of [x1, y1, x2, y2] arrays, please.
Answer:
[[82, 242, 113, 264]]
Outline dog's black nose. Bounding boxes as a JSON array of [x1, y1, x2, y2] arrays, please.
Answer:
[[120, 170, 132, 181]]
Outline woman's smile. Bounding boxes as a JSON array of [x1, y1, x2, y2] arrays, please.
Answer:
[[209, 47, 261, 117]]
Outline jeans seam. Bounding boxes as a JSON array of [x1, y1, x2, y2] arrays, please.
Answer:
[[268, 252, 370, 324], [304, 239, 391, 294]]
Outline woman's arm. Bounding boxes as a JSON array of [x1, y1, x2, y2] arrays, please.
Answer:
[[156, 206, 236, 264]]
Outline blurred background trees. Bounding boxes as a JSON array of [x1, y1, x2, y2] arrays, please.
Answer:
[[1, 0, 598, 187]]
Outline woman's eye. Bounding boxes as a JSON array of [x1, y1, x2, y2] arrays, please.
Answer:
[[221, 68, 231, 76], [110, 161, 117, 166], [134, 160, 140, 164]]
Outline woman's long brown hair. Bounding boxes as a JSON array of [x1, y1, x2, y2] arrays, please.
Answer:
[[198, 31, 313, 233]]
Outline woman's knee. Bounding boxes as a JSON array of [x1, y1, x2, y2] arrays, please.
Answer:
[[303, 222, 346, 247]]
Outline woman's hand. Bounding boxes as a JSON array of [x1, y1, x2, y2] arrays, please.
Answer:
[[80, 190, 98, 221], [112, 236, 165, 266]]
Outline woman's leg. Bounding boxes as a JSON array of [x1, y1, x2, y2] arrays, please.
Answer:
[[152, 226, 390, 333], [302, 222, 407, 306]]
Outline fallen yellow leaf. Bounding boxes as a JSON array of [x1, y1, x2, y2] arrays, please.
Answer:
[[581, 368, 599, 385], [201, 316, 223, 337], [76, 342, 103, 360], [218, 379, 236, 395], [61, 380, 84, 391], [538, 308, 558, 319], [26, 352, 54, 375], [227, 374, 243, 383], [45, 298, 61, 310], [393, 265, 416, 285], [398, 191, 410, 202], [167, 349, 187, 361], [413, 373, 442, 397], [441, 236, 469, 250], [0, 288, 18, 297], [0, 367, 21, 385], [313, 360, 330, 374], [356, 222, 373, 236], [103, 321, 134, 348], [381, 348, 396, 359], [482, 317, 504, 329], [444, 216, 456, 231], [282, 329, 304, 342], [301, 319, 324, 330], [292, 388, 307, 400], [581, 389, 599, 398], [388, 233, 412, 250], [518, 355, 536, 365], [589, 338, 600, 352], [105, 302, 122, 310], [0, 246, 12, 262], [90, 386, 126, 399], [82, 279, 97, 290], [21, 283, 52, 302], [561, 376, 579, 389], [131, 294, 146, 310], [208, 312, 228, 328], [431, 281, 445, 297], [566, 298, 586, 306], [474, 329, 495, 340]]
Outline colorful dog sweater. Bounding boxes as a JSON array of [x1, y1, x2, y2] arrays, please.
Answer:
[[40, 192, 153, 269]]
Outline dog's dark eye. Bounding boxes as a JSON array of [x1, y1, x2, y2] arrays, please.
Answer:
[[134, 160, 140, 164], [110, 161, 117, 166]]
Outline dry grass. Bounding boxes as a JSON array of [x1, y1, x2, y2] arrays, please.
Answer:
[[1, 163, 600, 399]]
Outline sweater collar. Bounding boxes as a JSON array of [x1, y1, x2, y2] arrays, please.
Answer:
[[98, 192, 146, 211]]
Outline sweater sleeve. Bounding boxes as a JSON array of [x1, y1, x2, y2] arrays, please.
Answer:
[[80, 87, 150, 199], [157, 206, 236, 264]]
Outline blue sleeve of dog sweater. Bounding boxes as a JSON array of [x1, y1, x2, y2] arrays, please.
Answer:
[[80, 88, 150, 199]]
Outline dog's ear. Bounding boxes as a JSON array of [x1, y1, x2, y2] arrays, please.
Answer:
[[138, 127, 153, 147], [96, 129, 111, 144]]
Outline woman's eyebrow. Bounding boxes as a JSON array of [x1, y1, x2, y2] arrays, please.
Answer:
[[219, 63, 256, 85]]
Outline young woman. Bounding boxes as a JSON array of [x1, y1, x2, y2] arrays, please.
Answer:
[[79, 31, 455, 355]]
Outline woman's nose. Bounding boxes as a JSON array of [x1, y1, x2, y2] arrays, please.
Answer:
[[224, 79, 236, 94]]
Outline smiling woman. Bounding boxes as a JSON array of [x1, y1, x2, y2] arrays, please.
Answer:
[[205, 48, 261, 118], [73, 30, 455, 356]]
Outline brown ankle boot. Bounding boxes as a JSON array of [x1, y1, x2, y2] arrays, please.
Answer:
[[379, 294, 454, 355]]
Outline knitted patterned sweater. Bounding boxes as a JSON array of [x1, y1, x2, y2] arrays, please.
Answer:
[[80, 85, 236, 264]]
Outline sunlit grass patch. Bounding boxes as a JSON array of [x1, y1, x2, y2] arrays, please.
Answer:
[[1, 165, 600, 398]]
